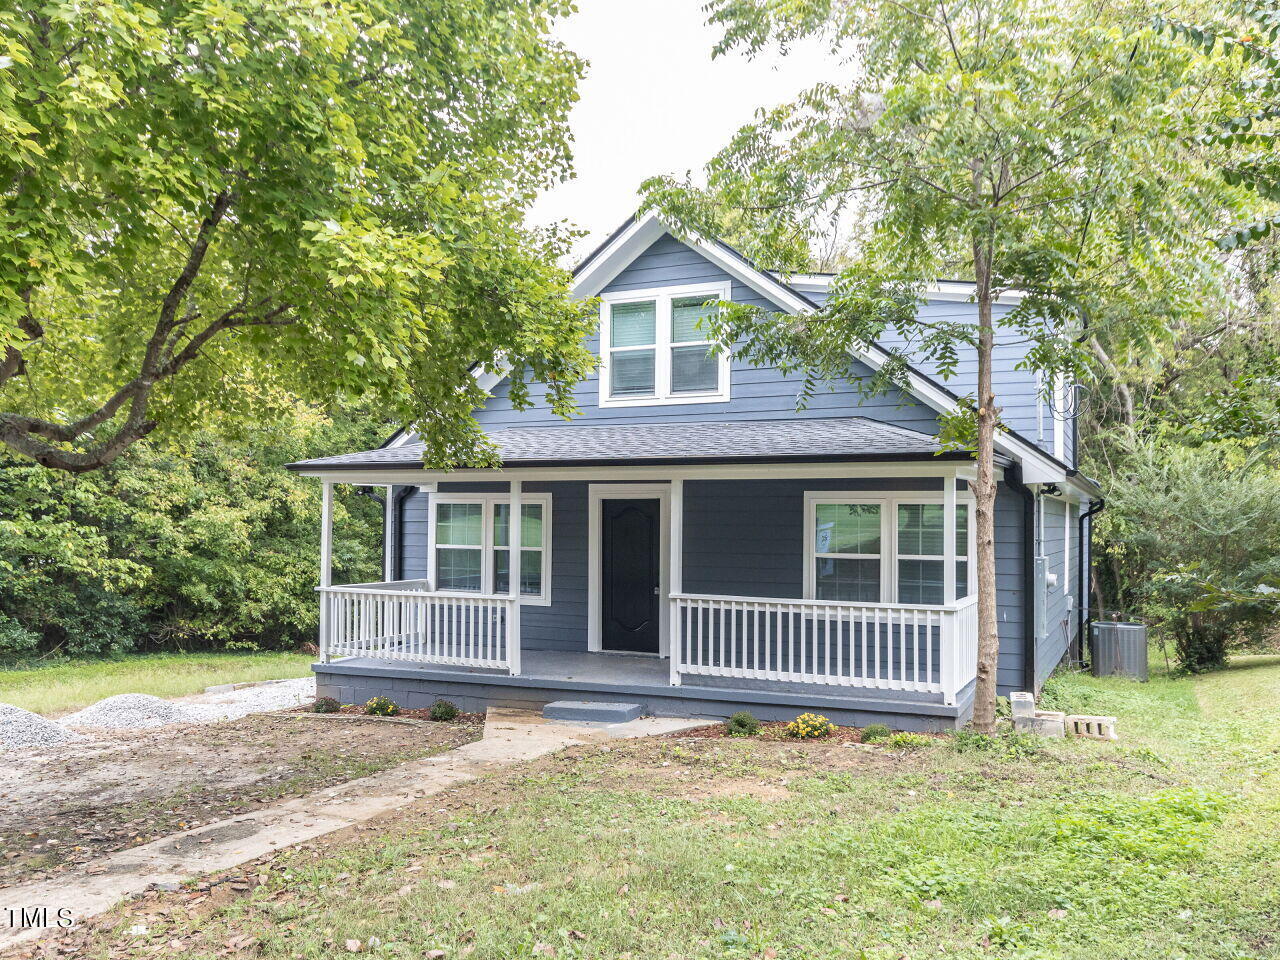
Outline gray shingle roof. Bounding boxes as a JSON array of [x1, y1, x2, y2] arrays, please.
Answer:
[[288, 416, 978, 472]]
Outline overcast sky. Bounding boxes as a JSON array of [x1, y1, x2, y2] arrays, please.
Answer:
[[529, 0, 842, 259]]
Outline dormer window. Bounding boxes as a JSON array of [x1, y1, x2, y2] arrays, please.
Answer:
[[599, 282, 732, 406]]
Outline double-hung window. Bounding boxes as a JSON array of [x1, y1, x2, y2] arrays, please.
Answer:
[[812, 502, 882, 602], [600, 283, 731, 406], [430, 495, 551, 604], [806, 495, 974, 604]]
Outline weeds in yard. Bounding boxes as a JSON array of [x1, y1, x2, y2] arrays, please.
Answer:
[[860, 723, 891, 742], [44, 658, 1280, 960]]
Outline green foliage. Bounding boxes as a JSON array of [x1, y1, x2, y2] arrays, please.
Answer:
[[886, 732, 932, 750], [429, 699, 461, 722], [1039, 675, 1098, 716], [364, 696, 399, 717], [860, 723, 891, 743], [725, 711, 761, 737], [786, 712, 836, 739], [1051, 789, 1227, 863], [1157, 4, 1280, 250], [313, 697, 341, 714], [1095, 432, 1280, 669], [892, 856, 978, 901], [0, 0, 594, 472], [0, 406, 383, 656], [952, 729, 1043, 760], [644, 0, 1247, 425]]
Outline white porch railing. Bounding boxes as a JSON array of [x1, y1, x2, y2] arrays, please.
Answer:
[[318, 581, 517, 672], [671, 593, 979, 705]]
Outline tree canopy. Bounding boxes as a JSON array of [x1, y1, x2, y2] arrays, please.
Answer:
[[0, 0, 595, 473], [643, 0, 1252, 726]]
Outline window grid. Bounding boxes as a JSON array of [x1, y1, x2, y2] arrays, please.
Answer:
[[430, 495, 551, 605], [599, 283, 731, 406], [805, 495, 975, 605]]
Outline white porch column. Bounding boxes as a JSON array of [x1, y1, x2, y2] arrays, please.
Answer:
[[383, 485, 395, 582], [319, 481, 334, 661], [669, 478, 683, 686], [508, 479, 522, 676], [320, 480, 334, 587], [943, 475, 957, 605]]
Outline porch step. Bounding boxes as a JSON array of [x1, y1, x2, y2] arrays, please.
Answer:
[[543, 700, 644, 724]]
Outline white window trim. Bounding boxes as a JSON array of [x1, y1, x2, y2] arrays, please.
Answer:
[[427, 492, 552, 606], [803, 493, 976, 605], [597, 281, 732, 407]]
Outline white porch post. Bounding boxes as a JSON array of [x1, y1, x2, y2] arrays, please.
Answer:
[[669, 478, 683, 686], [942, 474, 958, 702], [943, 476, 957, 605], [319, 481, 334, 661], [508, 479, 522, 676], [383, 485, 395, 582]]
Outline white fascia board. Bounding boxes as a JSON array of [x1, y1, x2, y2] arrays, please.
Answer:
[[292, 459, 997, 486], [572, 211, 815, 315], [772, 273, 1028, 306]]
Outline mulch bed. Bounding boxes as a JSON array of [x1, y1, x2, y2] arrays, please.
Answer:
[[289, 703, 487, 725]]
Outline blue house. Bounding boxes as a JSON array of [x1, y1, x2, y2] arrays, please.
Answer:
[[289, 212, 1101, 730]]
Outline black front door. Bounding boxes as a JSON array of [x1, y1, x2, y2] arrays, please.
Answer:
[[601, 498, 661, 654]]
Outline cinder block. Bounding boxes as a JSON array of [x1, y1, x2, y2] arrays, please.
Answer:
[[1010, 691, 1036, 719], [1066, 714, 1118, 740], [1013, 709, 1065, 738]]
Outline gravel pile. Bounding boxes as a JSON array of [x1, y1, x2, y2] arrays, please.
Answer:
[[194, 678, 316, 722], [0, 703, 81, 750], [62, 693, 201, 730]]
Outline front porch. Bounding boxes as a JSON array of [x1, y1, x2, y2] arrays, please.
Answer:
[[296, 419, 996, 730]]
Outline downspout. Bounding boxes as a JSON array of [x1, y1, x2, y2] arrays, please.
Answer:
[[1004, 465, 1039, 693], [1077, 497, 1106, 665]]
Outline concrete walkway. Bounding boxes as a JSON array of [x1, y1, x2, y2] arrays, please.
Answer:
[[0, 708, 701, 952]]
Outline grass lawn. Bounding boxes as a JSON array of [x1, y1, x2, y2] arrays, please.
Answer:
[[43, 657, 1280, 960], [0, 651, 313, 715]]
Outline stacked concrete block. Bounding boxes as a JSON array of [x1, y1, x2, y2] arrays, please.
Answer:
[[1010, 691, 1066, 738]]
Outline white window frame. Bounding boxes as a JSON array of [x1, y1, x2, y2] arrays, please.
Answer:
[[803, 493, 976, 605], [597, 281, 732, 407], [427, 492, 552, 605]]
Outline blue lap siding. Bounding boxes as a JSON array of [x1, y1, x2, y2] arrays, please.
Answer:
[[390, 476, 1033, 695]]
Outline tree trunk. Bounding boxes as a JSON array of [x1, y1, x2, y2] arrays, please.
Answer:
[[970, 247, 1000, 734]]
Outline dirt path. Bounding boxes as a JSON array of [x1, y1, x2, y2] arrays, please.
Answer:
[[0, 712, 482, 887], [0, 709, 701, 954]]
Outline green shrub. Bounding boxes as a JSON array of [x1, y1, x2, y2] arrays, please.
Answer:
[[429, 699, 460, 721], [313, 696, 341, 714], [886, 732, 932, 750], [0, 412, 387, 659], [786, 712, 836, 739], [364, 695, 400, 717], [1093, 434, 1280, 671], [725, 711, 760, 737], [860, 723, 891, 743]]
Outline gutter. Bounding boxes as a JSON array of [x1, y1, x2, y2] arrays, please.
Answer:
[[1004, 465, 1039, 693], [1076, 497, 1106, 664]]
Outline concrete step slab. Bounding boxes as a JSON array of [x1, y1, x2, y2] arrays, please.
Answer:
[[543, 700, 644, 723]]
